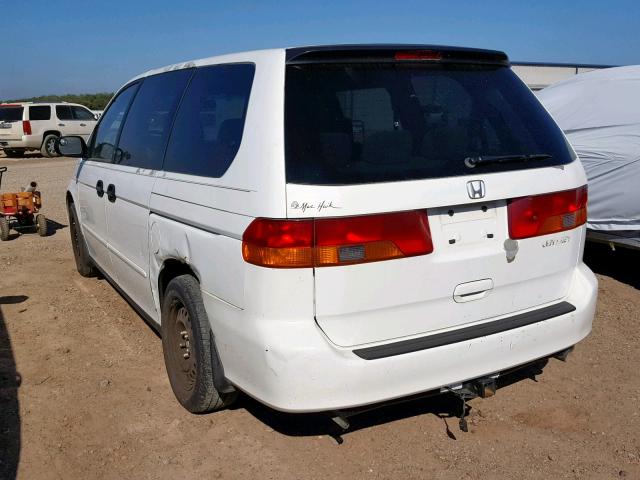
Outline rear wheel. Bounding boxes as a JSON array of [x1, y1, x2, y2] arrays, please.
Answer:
[[41, 134, 59, 158], [67, 202, 97, 277], [0, 217, 9, 241], [161, 274, 237, 413], [36, 214, 47, 236]]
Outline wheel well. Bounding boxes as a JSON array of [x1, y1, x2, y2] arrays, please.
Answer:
[[42, 131, 61, 143], [158, 260, 198, 305]]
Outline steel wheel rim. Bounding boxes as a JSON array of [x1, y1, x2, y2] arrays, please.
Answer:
[[167, 300, 197, 396]]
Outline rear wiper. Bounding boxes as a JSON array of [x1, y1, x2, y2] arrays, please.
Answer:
[[464, 153, 552, 168]]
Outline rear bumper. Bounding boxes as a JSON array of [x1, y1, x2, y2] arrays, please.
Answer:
[[209, 263, 597, 412], [0, 136, 40, 149]]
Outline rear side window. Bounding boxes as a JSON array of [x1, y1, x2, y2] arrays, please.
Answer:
[[163, 63, 255, 177], [285, 64, 574, 185], [29, 106, 51, 121], [0, 106, 23, 122], [56, 105, 73, 121], [71, 106, 95, 121], [89, 83, 139, 161], [115, 69, 193, 169]]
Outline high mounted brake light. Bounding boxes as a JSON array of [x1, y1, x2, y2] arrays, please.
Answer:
[[394, 50, 442, 61], [508, 186, 588, 239], [242, 211, 433, 268]]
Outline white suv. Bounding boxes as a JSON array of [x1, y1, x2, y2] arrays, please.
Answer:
[[0, 102, 97, 157], [60, 45, 597, 416]]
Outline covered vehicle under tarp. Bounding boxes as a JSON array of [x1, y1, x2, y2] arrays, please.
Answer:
[[537, 66, 640, 248]]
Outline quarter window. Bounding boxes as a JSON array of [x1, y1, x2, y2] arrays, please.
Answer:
[[89, 84, 139, 162], [115, 69, 193, 169], [29, 106, 51, 121], [163, 64, 255, 177], [71, 106, 95, 121]]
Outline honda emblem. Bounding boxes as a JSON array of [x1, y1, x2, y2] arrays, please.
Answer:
[[466, 180, 486, 199]]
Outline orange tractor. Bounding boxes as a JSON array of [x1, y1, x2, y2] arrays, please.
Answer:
[[0, 166, 47, 241]]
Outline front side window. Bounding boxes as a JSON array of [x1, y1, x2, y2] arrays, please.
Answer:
[[89, 83, 139, 161], [29, 106, 51, 121], [285, 63, 574, 185], [56, 105, 73, 121], [163, 63, 255, 177], [115, 69, 193, 169], [71, 106, 95, 121]]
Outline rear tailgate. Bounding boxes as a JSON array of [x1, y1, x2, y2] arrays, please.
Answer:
[[287, 165, 585, 347], [0, 105, 24, 141], [284, 47, 586, 347]]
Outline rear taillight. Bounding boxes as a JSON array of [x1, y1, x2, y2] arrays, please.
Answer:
[[242, 211, 433, 268], [508, 186, 588, 240], [22, 120, 31, 135]]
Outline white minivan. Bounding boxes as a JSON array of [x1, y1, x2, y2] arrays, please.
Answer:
[[59, 45, 597, 416]]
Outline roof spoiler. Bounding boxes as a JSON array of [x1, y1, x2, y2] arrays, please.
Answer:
[[286, 45, 509, 66]]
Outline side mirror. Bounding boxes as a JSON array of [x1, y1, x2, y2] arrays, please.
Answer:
[[55, 136, 87, 158], [94, 113, 99, 120]]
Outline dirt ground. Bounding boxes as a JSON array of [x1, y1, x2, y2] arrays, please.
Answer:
[[0, 154, 638, 480]]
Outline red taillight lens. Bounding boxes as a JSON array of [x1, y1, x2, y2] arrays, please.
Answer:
[[242, 211, 433, 268], [508, 186, 588, 240], [394, 50, 442, 61], [22, 120, 32, 135]]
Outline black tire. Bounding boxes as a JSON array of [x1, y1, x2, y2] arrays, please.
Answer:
[[41, 134, 59, 158], [36, 214, 47, 236], [67, 202, 97, 277], [4, 149, 24, 158], [0, 217, 9, 241], [161, 274, 236, 413]]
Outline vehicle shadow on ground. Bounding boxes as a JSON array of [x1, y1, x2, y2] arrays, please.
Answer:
[[0, 297, 24, 480], [45, 219, 67, 236], [232, 360, 548, 443], [584, 242, 639, 289]]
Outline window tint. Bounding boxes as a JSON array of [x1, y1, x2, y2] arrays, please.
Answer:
[[164, 64, 255, 177], [89, 83, 139, 161], [29, 106, 51, 121], [0, 107, 23, 122], [115, 69, 193, 169], [71, 106, 95, 121], [56, 105, 73, 121], [285, 64, 574, 185]]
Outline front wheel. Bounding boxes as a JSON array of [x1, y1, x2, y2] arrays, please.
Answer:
[[161, 274, 237, 413], [67, 202, 97, 277]]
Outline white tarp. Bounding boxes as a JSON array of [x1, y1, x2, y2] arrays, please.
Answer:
[[537, 66, 640, 232]]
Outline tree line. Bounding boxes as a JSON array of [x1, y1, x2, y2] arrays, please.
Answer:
[[3, 92, 114, 110]]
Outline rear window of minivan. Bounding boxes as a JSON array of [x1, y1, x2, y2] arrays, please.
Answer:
[[0, 106, 23, 122], [285, 64, 574, 185]]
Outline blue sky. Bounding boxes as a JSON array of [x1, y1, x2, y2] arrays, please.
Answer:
[[1, 0, 639, 99]]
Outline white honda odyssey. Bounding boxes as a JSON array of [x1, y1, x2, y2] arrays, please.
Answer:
[[59, 45, 597, 417]]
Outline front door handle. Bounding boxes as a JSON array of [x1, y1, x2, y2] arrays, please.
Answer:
[[106, 184, 116, 203], [58, 123, 66, 127], [96, 180, 104, 197], [80, 123, 86, 127]]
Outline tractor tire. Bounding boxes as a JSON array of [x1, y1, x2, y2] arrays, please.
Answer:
[[36, 214, 47, 236], [0, 217, 10, 241], [41, 134, 59, 158]]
